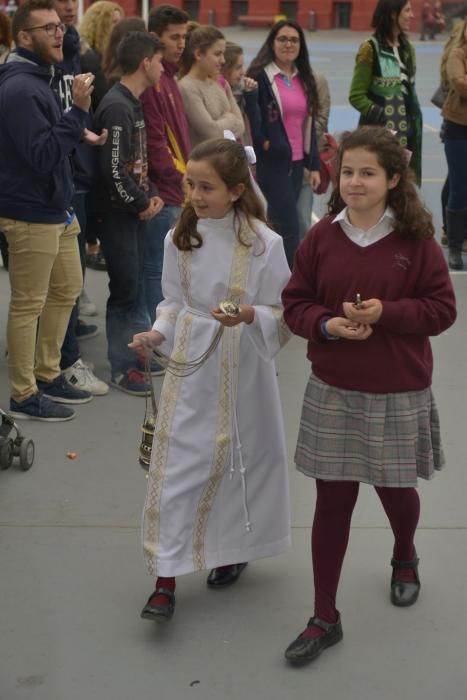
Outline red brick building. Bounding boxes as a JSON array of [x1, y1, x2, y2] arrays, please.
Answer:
[[84, 0, 463, 31]]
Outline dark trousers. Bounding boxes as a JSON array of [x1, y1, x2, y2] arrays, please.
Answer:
[[444, 138, 467, 210], [60, 192, 87, 370], [441, 175, 449, 231], [99, 210, 146, 377], [256, 158, 304, 269]]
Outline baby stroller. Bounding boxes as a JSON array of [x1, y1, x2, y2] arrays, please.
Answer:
[[0, 408, 35, 471]]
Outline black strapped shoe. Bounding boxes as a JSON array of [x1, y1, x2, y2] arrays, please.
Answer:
[[140, 587, 175, 622], [206, 563, 248, 588], [284, 614, 343, 665], [390, 555, 420, 607]]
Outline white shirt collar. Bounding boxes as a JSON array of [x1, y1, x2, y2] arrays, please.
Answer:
[[332, 206, 395, 227], [332, 207, 395, 248], [266, 62, 298, 80]]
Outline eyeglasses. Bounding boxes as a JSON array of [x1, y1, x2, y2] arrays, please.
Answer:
[[275, 35, 300, 45], [24, 22, 66, 36]]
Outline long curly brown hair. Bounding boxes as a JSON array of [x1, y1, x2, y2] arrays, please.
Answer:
[[173, 139, 267, 252], [328, 126, 434, 241]]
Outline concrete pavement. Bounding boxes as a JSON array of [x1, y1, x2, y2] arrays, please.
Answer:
[[1, 28, 466, 700]]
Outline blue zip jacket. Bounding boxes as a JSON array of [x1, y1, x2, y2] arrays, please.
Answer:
[[244, 67, 320, 171], [0, 48, 88, 223]]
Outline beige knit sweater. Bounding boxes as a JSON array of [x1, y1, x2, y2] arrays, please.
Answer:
[[178, 75, 245, 147]]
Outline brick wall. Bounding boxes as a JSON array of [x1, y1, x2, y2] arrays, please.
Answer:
[[80, 0, 460, 30]]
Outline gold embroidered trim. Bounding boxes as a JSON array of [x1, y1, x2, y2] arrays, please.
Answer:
[[192, 330, 238, 570], [142, 313, 193, 576], [178, 249, 193, 306], [271, 306, 292, 348], [192, 223, 253, 570], [157, 308, 179, 323]]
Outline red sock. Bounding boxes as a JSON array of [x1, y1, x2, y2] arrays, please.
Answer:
[[394, 567, 417, 583], [302, 623, 326, 640], [149, 576, 176, 607]]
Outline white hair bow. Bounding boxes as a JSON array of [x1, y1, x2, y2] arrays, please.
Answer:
[[223, 131, 267, 213]]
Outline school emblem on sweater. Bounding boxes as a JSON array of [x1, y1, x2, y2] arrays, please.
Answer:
[[393, 252, 411, 270]]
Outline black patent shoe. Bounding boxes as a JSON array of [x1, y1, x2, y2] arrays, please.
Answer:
[[206, 562, 248, 588], [390, 555, 420, 607], [285, 614, 343, 665], [140, 587, 175, 622]]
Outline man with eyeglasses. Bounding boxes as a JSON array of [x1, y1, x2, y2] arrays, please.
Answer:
[[0, 0, 96, 421]]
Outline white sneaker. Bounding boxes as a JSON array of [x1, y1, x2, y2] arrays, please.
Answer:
[[62, 358, 109, 396], [79, 288, 98, 316]]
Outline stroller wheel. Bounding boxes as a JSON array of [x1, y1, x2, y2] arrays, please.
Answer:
[[19, 439, 35, 471], [0, 440, 14, 470]]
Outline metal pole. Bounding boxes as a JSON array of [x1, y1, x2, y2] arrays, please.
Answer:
[[142, 0, 149, 25]]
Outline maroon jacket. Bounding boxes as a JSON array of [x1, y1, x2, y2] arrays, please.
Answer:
[[282, 216, 457, 393], [141, 59, 190, 206]]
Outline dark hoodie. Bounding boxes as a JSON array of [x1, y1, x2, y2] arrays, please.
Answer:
[[52, 26, 96, 192], [0, 47, 88, 223]]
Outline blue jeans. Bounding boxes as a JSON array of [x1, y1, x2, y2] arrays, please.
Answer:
[[99, 210, 147, 377], [60, 192, 87, 370], [134, 205, 181, 331]]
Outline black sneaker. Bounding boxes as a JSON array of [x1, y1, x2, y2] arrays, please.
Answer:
[[76, 319, 99, 340], [85, 251, 107, 271], [37, 374, 93, 404], [9, 393, 75, 421], [110, 368, 149, 396]]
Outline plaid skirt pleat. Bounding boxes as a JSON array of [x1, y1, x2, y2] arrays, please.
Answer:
[[295, 374, 445, 487]]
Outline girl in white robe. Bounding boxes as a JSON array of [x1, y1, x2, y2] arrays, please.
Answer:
[[130, 138, 291, 622]]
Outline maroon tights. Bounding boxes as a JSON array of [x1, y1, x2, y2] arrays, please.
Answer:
[[312, 479, 420, 624]]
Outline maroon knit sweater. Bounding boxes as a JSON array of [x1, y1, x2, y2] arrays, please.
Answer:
[[282, 216, 457, 393]]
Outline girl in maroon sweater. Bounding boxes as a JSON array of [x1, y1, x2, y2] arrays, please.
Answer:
[[282, 126, 456, 665]]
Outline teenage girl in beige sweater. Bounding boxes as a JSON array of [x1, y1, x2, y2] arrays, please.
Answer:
[[178, 24, 244, 147]]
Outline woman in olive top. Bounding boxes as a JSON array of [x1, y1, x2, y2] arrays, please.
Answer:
[[349, 0, 422, 185]]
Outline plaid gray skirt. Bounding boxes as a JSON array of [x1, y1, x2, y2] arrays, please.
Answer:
[[295, 374, 445, 487]]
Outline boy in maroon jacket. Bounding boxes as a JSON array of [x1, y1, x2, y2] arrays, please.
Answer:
[[138, 5, 191, 333]]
